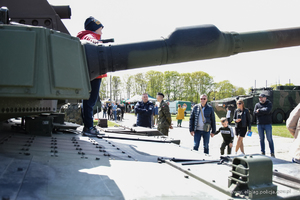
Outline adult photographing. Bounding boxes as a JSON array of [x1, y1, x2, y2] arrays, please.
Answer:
[[176, 103, 187, 127], [189, 94, 216, 154], [233, 99, 251, 154]]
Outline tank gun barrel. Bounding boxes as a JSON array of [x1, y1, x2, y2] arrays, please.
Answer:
[[83, 25, 300, 80]]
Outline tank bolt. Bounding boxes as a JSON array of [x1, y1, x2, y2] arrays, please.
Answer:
[[184, 175, 189, 179], [96, 157, 100, 160], [212, 180, 216, 183], [17, 168, 23, 171]]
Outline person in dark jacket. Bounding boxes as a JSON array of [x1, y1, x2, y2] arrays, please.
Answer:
[[107, 103, 112, 120], [233, 99, 251, 154], [254, 93, 275, 157], [189, 94, 216, 154], [135, 93, 154, 128], [77, 16, 107, 137]]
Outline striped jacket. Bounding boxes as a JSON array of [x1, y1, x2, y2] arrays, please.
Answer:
[[189, 103, 216, 133]]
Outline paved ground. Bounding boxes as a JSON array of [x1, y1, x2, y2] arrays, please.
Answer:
[[98, 112, 295, 162]]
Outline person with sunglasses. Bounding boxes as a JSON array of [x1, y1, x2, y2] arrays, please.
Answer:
[[189, 94, 216, 154], [233, 99, 251, 154]]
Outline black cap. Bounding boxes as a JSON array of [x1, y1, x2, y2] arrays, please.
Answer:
[[259, 93, 266, 98], [157, 92, 164, 98]]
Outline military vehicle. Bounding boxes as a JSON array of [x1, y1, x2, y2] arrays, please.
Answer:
[[212, 86, 300, 124], [1, 0, 300, 199]]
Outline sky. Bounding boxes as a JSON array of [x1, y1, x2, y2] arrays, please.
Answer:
[[49, 0, 300, 90]]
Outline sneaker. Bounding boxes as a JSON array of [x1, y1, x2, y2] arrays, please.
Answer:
[[292, 158, 300, 164], [261, 152, 265, 155], [82, 126, 100, 137], [271, 153, 275, 158]]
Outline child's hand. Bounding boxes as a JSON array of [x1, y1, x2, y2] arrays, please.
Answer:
[[210, 133, 214, 137], [229, 143, 233, 148]]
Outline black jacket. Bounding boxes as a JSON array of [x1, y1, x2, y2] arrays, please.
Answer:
[[135, 101, 154, 128], [233, 108, 251, 130], [254, 99, 273, 124]]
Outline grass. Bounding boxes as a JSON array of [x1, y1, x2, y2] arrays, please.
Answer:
[[128, 112, 293, 138], [251, 124, 293, 138], [93, 120, 119, 127]]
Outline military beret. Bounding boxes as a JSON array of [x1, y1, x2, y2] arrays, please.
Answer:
[[157, 92, 164, 98]]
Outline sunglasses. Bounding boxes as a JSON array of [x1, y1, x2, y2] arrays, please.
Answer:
[[200, 98, 207, 100], [237, 103, 242, 105]]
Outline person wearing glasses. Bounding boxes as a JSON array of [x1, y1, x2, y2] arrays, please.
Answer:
[[233, 99, 251, 155], [189, 94, 216, 154]]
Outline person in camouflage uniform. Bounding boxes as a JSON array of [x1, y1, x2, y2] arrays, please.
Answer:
[[156, 92, 172, 136]]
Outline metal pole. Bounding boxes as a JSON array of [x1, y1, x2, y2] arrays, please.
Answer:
[[110, 75, 112, 102]]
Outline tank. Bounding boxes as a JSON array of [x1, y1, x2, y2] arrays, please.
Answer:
[[211, 86, 300, 124], [1, 1, 300, 200], [2, 1, 300, 121]]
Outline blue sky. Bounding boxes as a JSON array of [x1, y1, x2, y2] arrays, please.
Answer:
[[49, 0, 300, 90]]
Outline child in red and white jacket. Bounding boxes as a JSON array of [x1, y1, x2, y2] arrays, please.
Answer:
[[77, 16, 107, 137]]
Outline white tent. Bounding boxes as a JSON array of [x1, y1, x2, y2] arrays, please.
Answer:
[[126, 95, 156, 103]]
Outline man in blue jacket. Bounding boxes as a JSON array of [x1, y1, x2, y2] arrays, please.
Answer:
[[135, 93, 154, 128], [254, 93, 275, 157], [189, 94, 216, 154]]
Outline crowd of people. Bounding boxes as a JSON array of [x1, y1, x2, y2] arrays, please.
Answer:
[[78, 16, 299, 163], [102, 102, 125, 122]]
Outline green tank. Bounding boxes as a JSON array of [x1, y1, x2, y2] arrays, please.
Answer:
[[212, 86, 300, 124], [2, 0, 300, 121], [1, 1, 300, 200]]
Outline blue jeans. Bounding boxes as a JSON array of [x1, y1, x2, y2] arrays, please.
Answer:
[[113, 110, 117, 121], [257, 124, 274, 154], [193, 130, 210, 154], [103, 111, 107, 118], [82, 79, 102, 128]]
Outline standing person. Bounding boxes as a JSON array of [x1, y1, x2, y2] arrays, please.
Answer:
[[176, 103, 187, 127], [226, 107, 231, 124], [254, 94, 275, 157], [286, 103, 300, 164], [233, 99, 251, 155], [211, 118, 234, 155], [102, 105, 107, 118], [77, 16, 107, 137], [107, 103, 111, 120], [121, 104, 125, 119], [156, 92, 172, 136], [154, 104, 159, 126], [189, 94, 216, 154], [112, 102, 117, 122], [135, 93, 154, 128]]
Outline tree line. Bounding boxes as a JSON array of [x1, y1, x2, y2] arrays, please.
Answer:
[[99, 70, 246, 103]]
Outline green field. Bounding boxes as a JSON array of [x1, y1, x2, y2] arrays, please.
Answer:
[[94, 120, 119, 127], [215, 114, 292, 138], [130, 112, 293, 138], [251, 124, 293, 138]]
